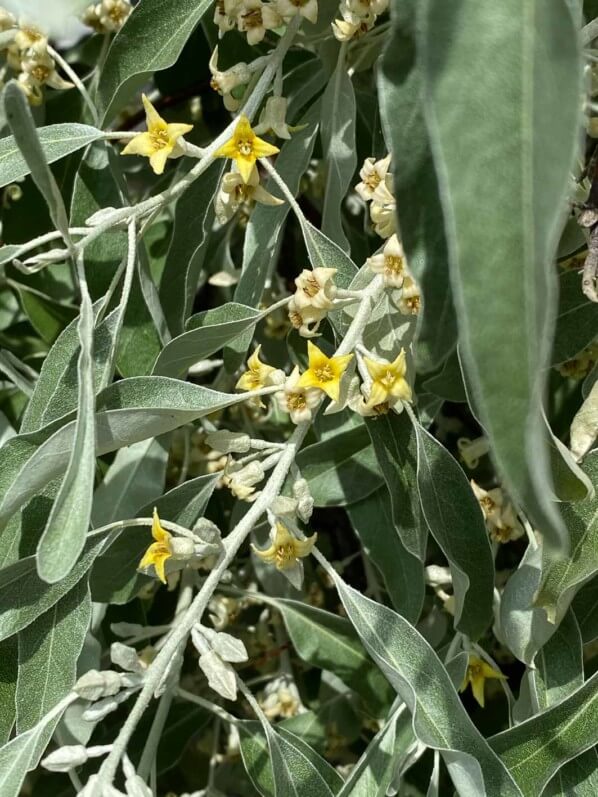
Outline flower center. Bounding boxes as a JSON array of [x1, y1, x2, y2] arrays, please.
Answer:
[[30, 65, 50, 83], [380, 370, 396, 388], [314, 364, 334, 382], [372, 402, 390, 416], [234, 183, 253, 202], [275, 543, 296, 569], [364, 171, 381, 191], [479, 496, 495, 514], [246, 367, 262, 388], [302, 275, 321, 298], [243, 9, 263, 28], [150, 128, 170, 149], [236, 137, 254, 156], [405, 295, 420, 313], [289, 310, 303, 328], [290, 0, 309, 6], [288, 393, 306, 410], [468, 664, 483, 680], [385, 255, 403, 275]]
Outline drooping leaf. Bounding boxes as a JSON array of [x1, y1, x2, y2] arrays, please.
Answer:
[[411, 415, 494, 640], [348, 488, 425, 623], [16, 579, 90, 732], [378, 0, 457, 371], [334, 576, 522, 796], [420, 0, 582, 550]]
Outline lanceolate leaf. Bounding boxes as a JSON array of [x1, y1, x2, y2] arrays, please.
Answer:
[[420, 0, 582, 550], [320, 50, 357, 251], [0, 378, 268, 530], [16, 579, 90, 732], [334, 577, 522, 796], [490, 672, 598, 797], [348, 489, 425, 623], [532, 610, 584, 711], [544, 748, 598, 797], [411, 415, 494, 640], [0, 123, 103, 189], [379, 0, 457, 372], [98, 0, 213, 122], [536, 452, 598, 624]]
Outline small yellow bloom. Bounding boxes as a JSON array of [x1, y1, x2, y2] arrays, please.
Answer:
[[252, 522, 317, 570], [138, 508, 173, 584], [236, 345, 282, 391], [297, 341, 353, 402], [214, 115, 279, 184], [459, 655, 505, 708], [363, 349, 412, 410], [121, 94, 193, 175]]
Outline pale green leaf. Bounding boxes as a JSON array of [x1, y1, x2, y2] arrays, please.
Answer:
[[533, 610, 584, 711], [420, 0, 582, 549], [553, 271, 598, 364], [0, 122, 103, 189], [334, 577, 522, 796], [16, 579, 90, 732], [572, 576, 598, 644]]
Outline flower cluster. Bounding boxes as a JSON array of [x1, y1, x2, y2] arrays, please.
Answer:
[[332, 0, 388, 42], [288, 267, 339, 337], [215, 0, 318, 43], [471, 480, 525, 544], [82, 0, 132, 32], [356, 154, 397, 238], [365, 234, 421, 313], [0, 11, 73, 105]]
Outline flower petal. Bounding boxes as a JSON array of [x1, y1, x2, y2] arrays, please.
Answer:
[[166, 122, 194, 143], [121, 132, 156, 157], [149, 146, 172, 175], [142, 93, 166, 130], [236, 153, 257, 184], [252, 136, 280, 159]]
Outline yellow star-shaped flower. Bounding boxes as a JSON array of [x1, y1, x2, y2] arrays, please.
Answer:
[[363, 349, 412, 410], [214, 115, 279, 183], [138, 508, 173, 584], [236, 345, 279, 391], [459, 655, 505, 708], [297, 341, 353, 402], [121, 94, 193, 175], [252, 522, 317, 571]]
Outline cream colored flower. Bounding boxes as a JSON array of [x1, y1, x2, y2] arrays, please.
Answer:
[[21, 50, 73, 91], [97, 0, 131, 31], [255, 95, 292, 140], [366, 234, 406, 289], [293, 267, 337, 311], [345, 0, 388, 16], [238, 0, 282, 46], [470, 480, 524, 544], [260, 675, 304, 720], [223, 460, 265, 501], [121, 94, 193, 175], [457, 436, 490, 469], [287, 298, 327, 338], [276, 0, 318, 24], [209, 48, 250, 109], [214, 0, 240, 33], [356, 154, 391, 198], [398, 275, 421, 315], [276, 366, 321, 424], [332, 14, 372, 41]]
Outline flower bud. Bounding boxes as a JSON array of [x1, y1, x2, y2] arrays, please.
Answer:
[[206, 429, 251, 454], [74, 669, 122, 701]]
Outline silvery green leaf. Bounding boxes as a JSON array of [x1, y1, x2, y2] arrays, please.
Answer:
[[98, 0, 213, 122], [153, 303, 262, 378], [411, 415, 494, 640], [553, 271, 598, 364], [205, 629, 248, 663], [91, 437, 169, 527], [36, 285, 96, 583], [337, 706, 404, 796], [334, 576, 522, 796], [238, 721, 343, 797], [379, 0, 457, 372], [420, 0, 582, 550], [490, 672, 598, 797], [365, 412, 427, 561], [16, 579, 90, 733], [548, 419, 594, 502], [4, 82, 70, 238], [499, 542, 554, 666], [299, 217, 358, 293], [0, 121, 103, 189], [0, 637, 16, 744], [348, 488, 425, 623], [198, 650, 237, 701], [532, 610, 584, 712], [320, 52, 357, 251], [159, 161, 223, 336], [0, 694, 75, 797], [536, 452, 598, 624], [572, 577, 598, 644], [0, 378, 266, 530], [544, 748, 598, 797]]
